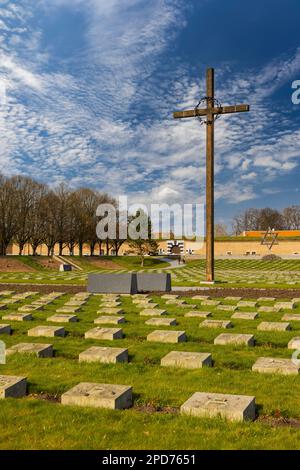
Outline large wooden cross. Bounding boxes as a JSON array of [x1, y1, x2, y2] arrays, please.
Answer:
[[173, 68, 250, 282]]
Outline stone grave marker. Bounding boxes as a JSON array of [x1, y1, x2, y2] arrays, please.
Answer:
[[275, 302, 295, 310], [147, 330, 186, 343], [61, 382, 132, 409], [145, 317, 177, 326], [94, 316, 125, 325], [97, 308, 124, 315], [140, 309, 166, 317], [257, 322, 291, 332], [161, 351, 212, 369], [0, 375, 27, 399], [214, 333, 255, 346], [0, 324, 11, 334], [56, 307, 81, 313], [2, 313, 32, 322], [28, 326, 65, 337], [217, 305, 237, 312], [282, 314, 300, 321], [47, 314, 78, 323], [237, 301, 257, 308], [85, 327, 123, 340], [6, 343, 53, 358], [185, 311, 212, 318], [79, 346, 128, 364], [200, 320, 233, 329], [252, 357, 300, 375], [180, 392, 256, 422], [231, 312, 258, 320], [288, 337, 300, 349]]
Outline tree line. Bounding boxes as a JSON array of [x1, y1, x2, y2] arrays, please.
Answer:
[[0, 174, 159, 260], [232, 206, 300, 234], [0, 174, 117, 257]]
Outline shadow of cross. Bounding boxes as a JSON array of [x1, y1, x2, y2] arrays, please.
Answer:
[[173, 68, 250, 283]]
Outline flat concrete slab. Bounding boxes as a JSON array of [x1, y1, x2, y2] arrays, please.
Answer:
[[217, 305, 237, 312], [65, 301, 86, 307], [258, 306, 279, 313], [192, 295, 211, 300], [94, 316, 125, 325], [18, 305, 43, 312], [231, 312, 258, 320], [0, 375, 27, 399], [214, 333, 255, 346], [252, 357, 300, 375], [97, 308, 124, 315], [6, 343, 53, 358], [161, 351, 212, 369], [145, 317, 177, 326], [140, 309, 166, 316], [56, 307, 81, 313], [85, 327, 123, 340], [225, 297, 242, 301], [200, 300, 220, 306], [237, 301, 257, 308], [257, 297, 276, 302], [161, 295, 179, 300], [288, 337, 300, 349], [257, 321, 291, 332], [147, 330, 186, 343], [88, 273, 137, 294], [61, 382, 132, 409], [47, 314, 78, 323], [275, 302, 295, 310], [0, 304, 7, 310], [28, 326, 65, 337], [136, 303, 158, 309], [2, 313, 32, 322], [282, 314, 300, 321], [166, 299, 186, 305], [185, 311, 212, 318], [200, 320, 233, 329], [0, 324, 11, 334], [79, 346, 128, 364], [180, 392, 255, 422], [100, 302, 121, 308]]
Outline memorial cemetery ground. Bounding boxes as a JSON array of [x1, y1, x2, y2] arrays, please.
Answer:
[[1, 256, 300, 289], [1, 289, 300, 449]]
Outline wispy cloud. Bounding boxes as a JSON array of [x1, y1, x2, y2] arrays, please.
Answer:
[[0, 0, 299, 222]]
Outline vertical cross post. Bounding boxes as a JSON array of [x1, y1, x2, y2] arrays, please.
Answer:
[[173, 68, 249, 284], [206, 68, 215, 282]]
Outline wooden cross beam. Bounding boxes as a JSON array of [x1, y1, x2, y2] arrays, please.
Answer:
[[173, 68, 250, 283]]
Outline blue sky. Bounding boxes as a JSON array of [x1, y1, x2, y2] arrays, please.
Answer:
[[0, 0, 300, 229]]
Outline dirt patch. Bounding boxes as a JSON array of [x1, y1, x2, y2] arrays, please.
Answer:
[[29, 393, 60, 404], [35, 257, 61, 271], [257, 415, 300, 429], [0, 283, 86, 294], [0, 257, 35, 272], [87, 258, 122, 270], [134, 403, 178, 415]]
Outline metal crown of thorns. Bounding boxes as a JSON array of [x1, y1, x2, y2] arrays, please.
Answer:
[[194, 97, 223, 125]]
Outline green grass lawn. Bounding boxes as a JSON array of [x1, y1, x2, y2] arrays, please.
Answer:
[[1, 292, 300, 449], [1, 257, 300, 289]]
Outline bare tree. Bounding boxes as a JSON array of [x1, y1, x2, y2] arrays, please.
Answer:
[[53, 183, 70, 256], [0, 175, 19, 255], [282, 206, 300, 230], [28, 183, 48, 256]]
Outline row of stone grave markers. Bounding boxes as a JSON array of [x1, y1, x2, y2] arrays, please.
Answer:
[[1, 292, 300, 422]]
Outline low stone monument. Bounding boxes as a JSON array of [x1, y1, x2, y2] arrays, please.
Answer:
[[180, 392, 256, 422], [61, 382, 132, 409]]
